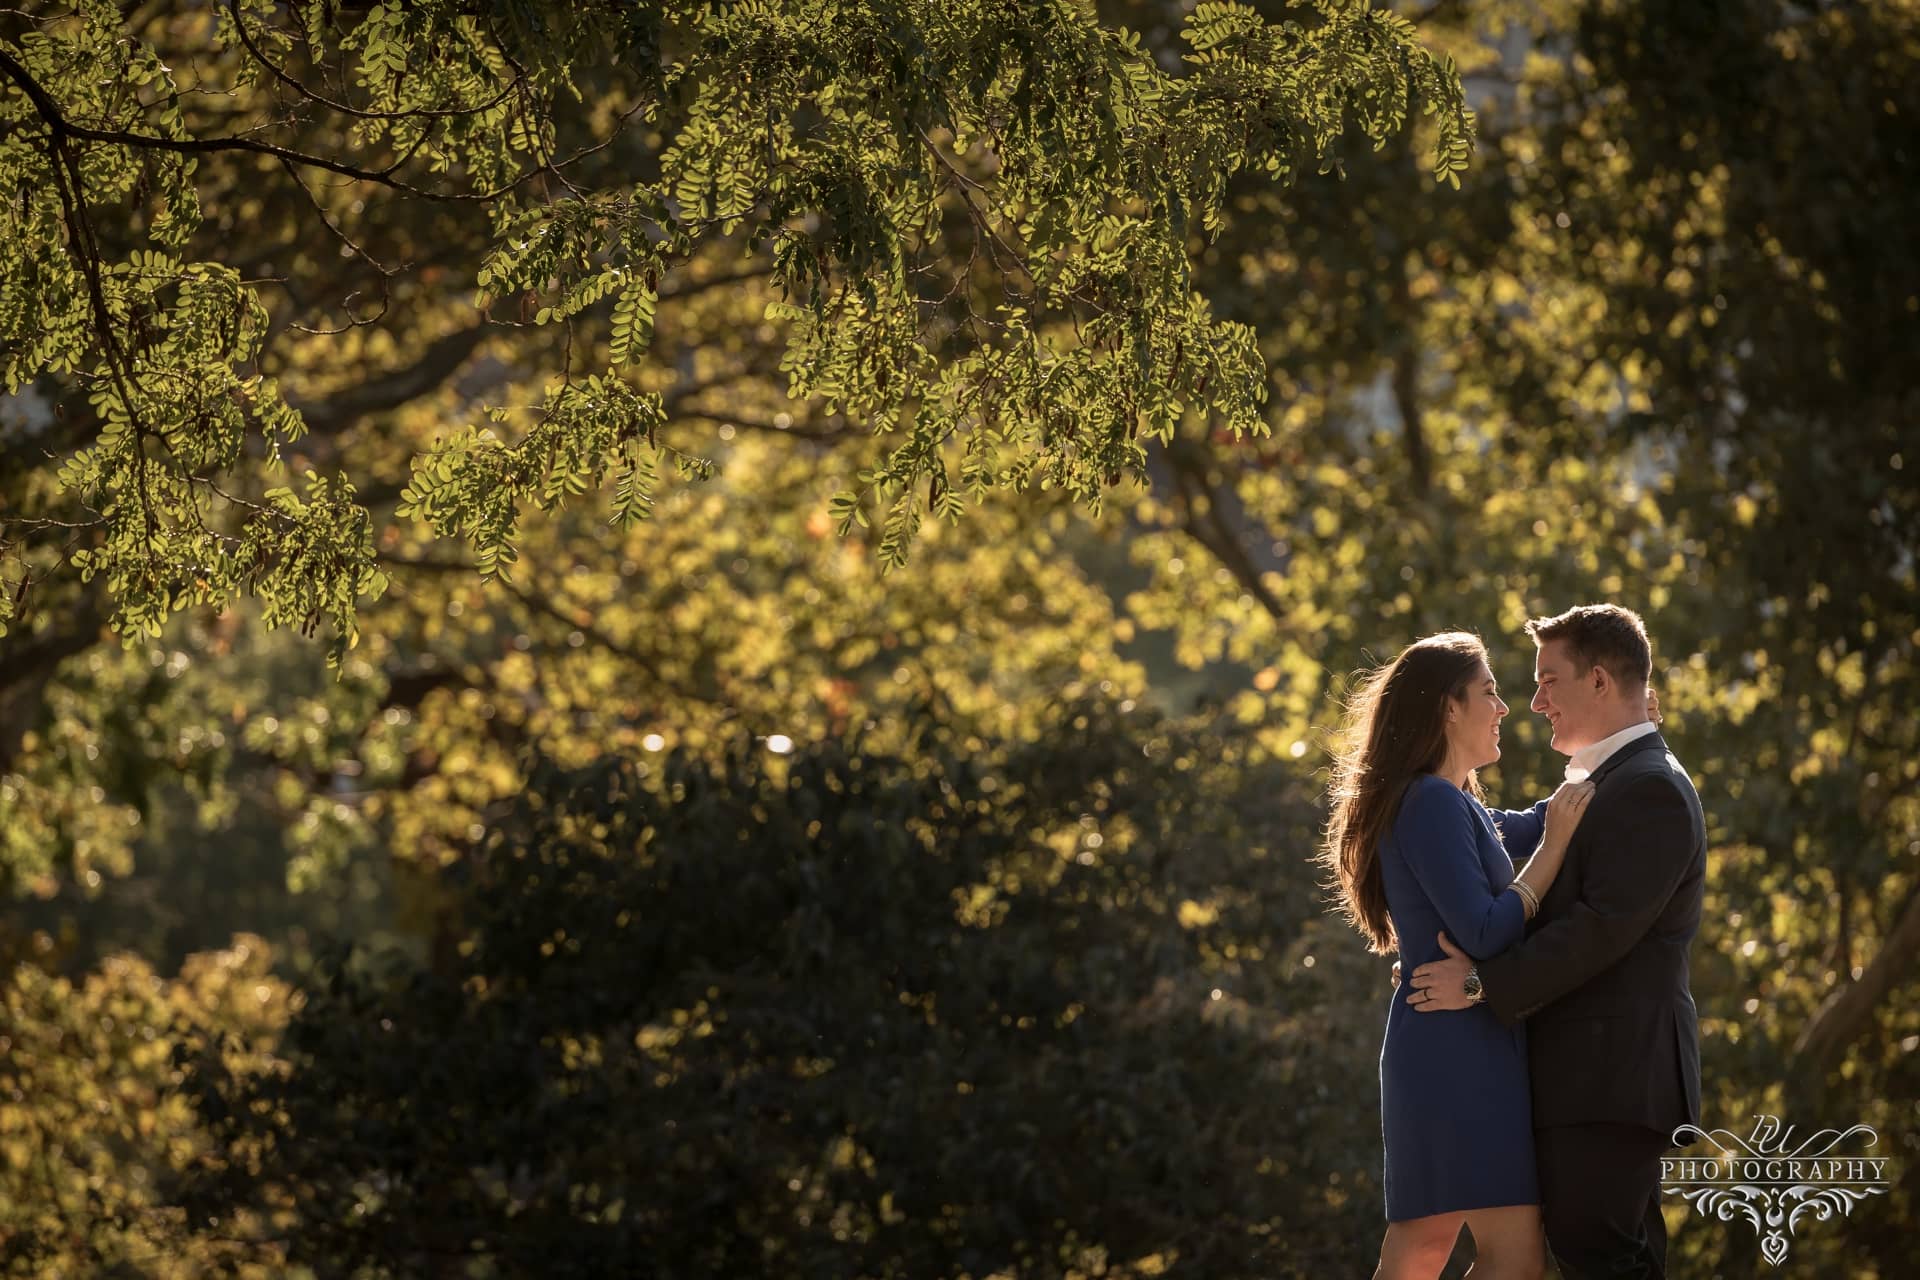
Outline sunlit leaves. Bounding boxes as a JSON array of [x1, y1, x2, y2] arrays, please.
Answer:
[[0, 935, 295, 1274], [398, 375, 674, 576], [2, 0, 1473, 656], [607, 274, 659, 366]]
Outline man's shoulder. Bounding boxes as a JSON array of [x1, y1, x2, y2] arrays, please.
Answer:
[[1637, 740, 1695, 784], [1605, 748, 1684, 789], [1600, 746, 1702, 820], [1598, 730, 1678, 778]]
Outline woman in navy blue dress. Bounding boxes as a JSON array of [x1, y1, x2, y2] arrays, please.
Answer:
[[1320, 632, 1594, 1279]]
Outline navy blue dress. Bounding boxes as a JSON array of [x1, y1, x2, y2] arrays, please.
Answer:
[[1378, 773, 1550, 1221]]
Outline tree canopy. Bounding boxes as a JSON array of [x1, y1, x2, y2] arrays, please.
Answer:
[[1, 0, 1470, 658]]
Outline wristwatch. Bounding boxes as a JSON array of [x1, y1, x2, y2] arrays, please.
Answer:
[[1463, 966, 1484, 1003]]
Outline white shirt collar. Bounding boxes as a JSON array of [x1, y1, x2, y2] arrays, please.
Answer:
[[1564, 720, 1659, 782]]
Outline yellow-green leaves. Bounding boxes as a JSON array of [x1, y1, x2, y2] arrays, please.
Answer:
[[608, 274, 659, 366], [0, 935, 296, 1272], [3, 0, 1471, 658], [399, 378, 672, 577]]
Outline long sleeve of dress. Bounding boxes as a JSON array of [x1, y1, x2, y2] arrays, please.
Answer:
[[1486, 799, 1548, 859], [1393, 777, 1527, 960]]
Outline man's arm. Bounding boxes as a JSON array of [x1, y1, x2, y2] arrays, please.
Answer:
[[1476, 773, 1695, 1024]]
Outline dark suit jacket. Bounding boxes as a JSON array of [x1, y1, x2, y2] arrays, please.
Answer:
[[1480, 731, 1706, 1136]]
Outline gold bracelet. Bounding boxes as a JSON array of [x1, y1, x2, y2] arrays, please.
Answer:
[[1510, 879, 1540, 918]]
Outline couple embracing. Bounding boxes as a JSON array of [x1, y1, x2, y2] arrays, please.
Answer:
[[1321, 605, 1706, 1279]]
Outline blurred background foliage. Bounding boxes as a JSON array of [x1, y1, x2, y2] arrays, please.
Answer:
[[2, 0, 1916, 1275]]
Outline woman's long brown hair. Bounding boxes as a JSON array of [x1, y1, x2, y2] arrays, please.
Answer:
[[1320, 632, 1490, 955]]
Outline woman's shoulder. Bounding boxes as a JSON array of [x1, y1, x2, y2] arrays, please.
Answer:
[[1395, 772, 1475, 826]]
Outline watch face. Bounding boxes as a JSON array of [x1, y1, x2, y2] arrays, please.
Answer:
[[1463, 974, 1482, 1000]]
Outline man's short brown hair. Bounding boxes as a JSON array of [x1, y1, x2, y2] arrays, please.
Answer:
[[1525, 604, 1652, 692]]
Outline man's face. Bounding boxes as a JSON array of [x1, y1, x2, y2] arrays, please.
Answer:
[[1531, 638, 1606, 755]]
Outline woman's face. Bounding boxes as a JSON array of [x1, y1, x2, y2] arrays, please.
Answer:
[[1447, 660, 1510, 771]]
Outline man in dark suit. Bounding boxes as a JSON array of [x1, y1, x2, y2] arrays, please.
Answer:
[[1407, 604, 1707, 1280]]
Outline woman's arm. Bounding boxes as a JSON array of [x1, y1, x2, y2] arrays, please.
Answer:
[[1488, 798, 1548, 861], [1394, 778, 1529, 959], [1502, 781, 1595, 914], [1480, 773, 1694, 1023]]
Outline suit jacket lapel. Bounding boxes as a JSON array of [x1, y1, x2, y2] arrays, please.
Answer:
[[1587, 730, 1667, 788], [1542, 732, 1667, 912]]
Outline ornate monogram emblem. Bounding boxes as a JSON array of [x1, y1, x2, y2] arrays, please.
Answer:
[[1662, 1115, 1890, 1266]]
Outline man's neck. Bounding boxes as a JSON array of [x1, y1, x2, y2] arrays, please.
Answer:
[[1569, 711, 1653, 760]]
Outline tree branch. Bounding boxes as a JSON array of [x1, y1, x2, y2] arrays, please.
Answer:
[[224, 0, 522, 124], [289, 325, 493, 437], [1792, 883, 1920, 1072], [1, 45, 551, 203], [0, 598, 107, 773], [672, 410, 862, 445], [376, 552, 729, 707], [1391, 344, 1430, 496], [1152, 436, 1289, 623], [1389, 257, 1431, 496]]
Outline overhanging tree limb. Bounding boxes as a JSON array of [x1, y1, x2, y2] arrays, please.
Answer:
[[1155, 434, 1288, 624], [1792, 883, 1920, 1072], [0, 601, 107, 772], [291, 326, 493, 437], [376, 551, 730, 708], [0, 46, 533, 202], [2, 0, 1475, 651]]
